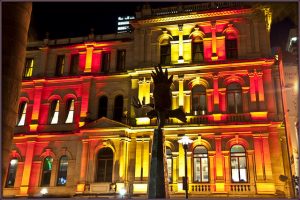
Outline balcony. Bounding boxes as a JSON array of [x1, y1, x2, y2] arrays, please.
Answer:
[[132, 112, 267, 127]]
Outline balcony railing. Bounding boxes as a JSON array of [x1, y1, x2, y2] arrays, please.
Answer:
[[190, 183, 211, 193], [131, 112, 268, 126], [228, 183, 253, 193]]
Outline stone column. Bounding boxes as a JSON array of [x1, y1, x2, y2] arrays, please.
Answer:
[[208, 153, 215, 192], [223, 151, 230, 192], [211, 21, 218, 61], [84, 46, 93, 73], [242, 87, 250, 113], [213, 75, 220, 112], [263, 69, 277, 117], [77, 140, 89, 193], [253, 135, 264, 180], [2, 2, 32, 186], [215, 136, 225, 192], [178, 78, 184, 107], [184, 93, 191, 114], [178, 24, 184, 63], [19, 141, 35, 196], [257, 71, 266, 110], [134, 138, 143, 180], [248, 72, 257, 111], [262, 134, 273, 180]]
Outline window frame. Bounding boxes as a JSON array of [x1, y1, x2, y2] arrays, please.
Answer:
[[96, 148, 114, 183], [193, 145, 209, 183], [98, 96, 108, 119], [101, 52, 111, 73], [113, 95, 123, 122], [226, 83, 243, 114], [230, 144, 248, 183], [116, 49, 126, 72], [5, 158, 18, 188], [49, 100, 60, 124], [225, 38, 238, 59], [192, 39, 204, 63], [160, 42, 171, 66], [56, 156, 68, 186], [23, 58, 34, 78], [166, 147, 173, 183], [192, 85, 207, 115], [41, 156, 53, 187], [69, 54, 79, 75], [17, 101, 27, 126], [65, 99, 75, 124], [55, 55, 65, 76]]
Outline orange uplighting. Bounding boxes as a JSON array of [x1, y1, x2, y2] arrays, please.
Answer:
[[77, 184, 85, 192], [213, 114, 222, 121], [29, 124, 38, 132], [250, 112, 268, 121]]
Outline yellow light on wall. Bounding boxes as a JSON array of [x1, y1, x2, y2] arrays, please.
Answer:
[[133, 183, 147, 193], [136, 117, 150, 125]]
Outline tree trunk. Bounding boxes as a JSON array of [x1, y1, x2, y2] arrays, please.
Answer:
[[2, 2, 32, 187]]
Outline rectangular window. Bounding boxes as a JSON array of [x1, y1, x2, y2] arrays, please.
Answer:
[[50, 100, 59, 124], [65, 99, 74, 123], [55, 55, 65, 76], [160, 45, 171, 65], [192, 42, 204, 63], [226, 39, 238, 59], [17, 102, 27, 126], [116, 49, 126, 71], [70, 54, 79, 75], [23, 58, 34, 77], [101, 52, 111, 73]]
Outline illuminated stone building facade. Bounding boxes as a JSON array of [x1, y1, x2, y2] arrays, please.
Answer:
[[3, 2, 295, 198]]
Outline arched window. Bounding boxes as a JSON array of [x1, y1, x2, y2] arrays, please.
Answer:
[[166, 147, 173, 183], [41, 157, 53, 186], [113, 95, 123, 122], [225, 33, 238, 59], [160, 39, 171, 66], [96, 148, 113, 182], [6, 158, 18, 187], [65, 99, 75, 123], [227, 83, 243, 114], [192, 85, 207, 115], [98, 96, 108, 118], [230, 145, 247, 182], [57, 156, 68, 186], [17, 101, 27, 126], [193, 146, 209, 182], [49, 100, 60, 124], [192, 36, 204, 63]]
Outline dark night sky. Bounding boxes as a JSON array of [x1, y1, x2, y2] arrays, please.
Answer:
[[28, 2, 298, 50]]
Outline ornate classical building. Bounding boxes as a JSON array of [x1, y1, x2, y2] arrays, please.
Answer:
[[3, 2, 296, 198]]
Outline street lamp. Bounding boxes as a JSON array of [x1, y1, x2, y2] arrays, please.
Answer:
[[178, 136, 193, 199]]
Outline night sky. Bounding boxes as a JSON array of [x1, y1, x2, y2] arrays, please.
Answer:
[[28, 2, 298, 50]]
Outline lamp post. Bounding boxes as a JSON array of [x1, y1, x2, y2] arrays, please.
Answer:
[[179, 136, 193, 199]]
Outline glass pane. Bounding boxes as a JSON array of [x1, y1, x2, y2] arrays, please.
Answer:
[[57, 156, 68, 186], [193, 158, 201, 182], [42, 157, 53, 186], [201, 158, 209, 182], [6, 159, 18, 187], [105, 159, 113, 182], [239, 157, 247, 182], [231, 145, 245, 153]]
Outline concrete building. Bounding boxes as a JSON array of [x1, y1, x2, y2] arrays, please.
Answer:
[[3, 2, 296, 198]]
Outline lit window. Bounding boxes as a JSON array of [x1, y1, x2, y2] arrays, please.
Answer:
[[230, 145, 247, 182], [6, 158, 18, 187], [55, 55, 65, 76], [23, 58, 34, 77], [193, 146, 209, 182], [50, 100, 59, 124], [96, 148, 113, 182], [166, 148, 173, 183], [65, 99, 74, 123], [17, 102, 27, 126], [41, 157, 53, 186], [192, 85, 207, 115], [227, 83, 243, 114], [57, 156, 68, 186]]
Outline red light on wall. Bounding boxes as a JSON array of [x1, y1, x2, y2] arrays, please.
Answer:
[[92, 52, 101, 73], [79, 54, 86, 72], [203, 40, 212, 61]]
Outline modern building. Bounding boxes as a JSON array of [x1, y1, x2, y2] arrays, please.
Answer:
[[3, 2, 296, 198]]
